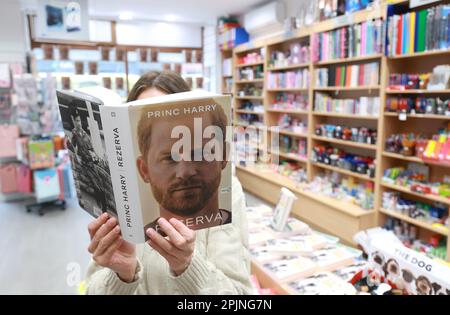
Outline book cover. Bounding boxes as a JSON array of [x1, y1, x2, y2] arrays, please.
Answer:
[[57, 87, 233, 244], [396, 14, 403, 55], [265, 238, 314, 256], [285, 272, 357, 295], [410, 12, 416, 54], [263, 256, 317, 283], [417, 9, 428, 52]]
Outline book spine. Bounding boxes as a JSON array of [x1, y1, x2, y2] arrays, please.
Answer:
[[100, 106, 146, 244]]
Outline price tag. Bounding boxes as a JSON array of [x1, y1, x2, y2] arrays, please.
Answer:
[[11, 93, 18, 106], [334, 14, 353, 28], [398, 113, 407, 121]]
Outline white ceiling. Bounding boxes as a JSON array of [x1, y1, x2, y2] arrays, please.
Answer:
[[88, 0, 269, 25]]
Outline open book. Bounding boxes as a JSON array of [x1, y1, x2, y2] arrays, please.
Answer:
[[56, 87, 232, 244]]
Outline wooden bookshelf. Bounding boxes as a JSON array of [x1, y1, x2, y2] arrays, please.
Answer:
[[270, 150, 308, 163], [266, 88, 309, 92], [379, 208, 449, 236], [230, 0, 450, 270], [311, 162, 375, 182], [387, 48, 450, 60], [234, 96, 264, 100], [312, 112, 379, 120], [384, 112, 450, 120], [266, 109, 309, 115], [385, 89, 450, 94], [311, 135, 377, 150], [235, 79, 264, 84], [267, 63, 310, 71], [381, 182, 450, 206], [235, 109, 264, 115], [235, 61, 264, 68], [314, 86, 380, 91], [313, 54, 383, 66]]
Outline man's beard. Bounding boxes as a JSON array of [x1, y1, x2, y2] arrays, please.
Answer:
[[149, 173, 221, 217]]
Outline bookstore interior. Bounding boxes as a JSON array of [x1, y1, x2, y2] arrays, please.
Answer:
[[1, 0, 450, 295]]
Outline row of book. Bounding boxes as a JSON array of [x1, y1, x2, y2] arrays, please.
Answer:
[[314, 93, 380, 116], [267, 69, 310, 89], [247, 204, 366, 294], [311, 19, 385, 62], [315, 62, 379, 87], [387, 4, 450, 56]]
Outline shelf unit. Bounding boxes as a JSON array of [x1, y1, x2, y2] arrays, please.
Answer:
[[231, 1, 450, 264], [220, 47, 234, 95]]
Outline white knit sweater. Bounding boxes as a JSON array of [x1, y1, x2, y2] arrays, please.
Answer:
[[85, 175, 254, 295]]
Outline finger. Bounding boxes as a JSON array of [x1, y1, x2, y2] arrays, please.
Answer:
[[147, 238, 180, 264], [94, 225, 121, 257], [157, 218, 186, 249], [88, 217, 117, 254], [99, 237, 123, 262], [169, 218, 196, 243], [146, 228, 184, 257], [87, 212, 109, 239]]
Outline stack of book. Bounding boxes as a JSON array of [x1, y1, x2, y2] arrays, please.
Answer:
[[387, 4, 450, 56], [247, 204, 366, 294], [316, 62, 379, 87], [314, 93, 380, 116], [267, 69, 310, 89], [312, 19, 385, 62]]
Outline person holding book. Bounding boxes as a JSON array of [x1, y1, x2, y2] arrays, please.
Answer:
[[84, 71, 253, 294]]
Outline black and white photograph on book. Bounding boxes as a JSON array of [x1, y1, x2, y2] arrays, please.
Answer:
[[0, 0, 449, 305]]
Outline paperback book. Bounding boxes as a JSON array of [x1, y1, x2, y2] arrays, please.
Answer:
[[57, 87, 232, 243]]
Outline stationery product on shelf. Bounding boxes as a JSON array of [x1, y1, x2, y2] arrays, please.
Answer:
[[314, 93, 380, 116], [312, 145, 376, 178], [382, 164, 450, 199], [0, 163, 18, 193], [387, 4, 450, 56], [382, 192, 448, 228], [315, 62, 380, 87], [33, 167, 60, 202], [277, 114, 308, 134], [236, 113, 264, 127], [237, 65, 264, 81], [236, 49, 264, 65], [384, 217, 448, 261], [269, 43, 310, 68], [276, 135, 307, 160], [270, 92, 309, 111], [236, 85, 263, 97], [385, 96, 450, 115], [0, 124, 19, 158], [307, 173, 375, 210], [267, 69, 310, 89], [57, 87, 232, 244], [239, 100, 264, 113], [315, 124, 377, 145], [28, 138, 55, 170], [311, 19, 385, 62]]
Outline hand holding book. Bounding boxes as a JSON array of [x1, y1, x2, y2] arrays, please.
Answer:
[[87, 213, 138, 283], [146, 217, 196, 276]]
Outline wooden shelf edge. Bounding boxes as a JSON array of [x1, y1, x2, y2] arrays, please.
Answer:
[[235, 165, 375, 218], [381, 182, 450, 206], [379, 208, 449, 236], [313, 54, 383, 66], [312, 136, 377, 150], [312, 162, 375, 182], [388, 49, 450, 60], [313, 112, 379, 120]]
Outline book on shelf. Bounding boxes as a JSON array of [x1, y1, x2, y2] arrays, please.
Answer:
[[285, 271, 357, 295], [306, 244, 361, 272], [263, 256, 317, 283], [265, 238, 315, 256], [387, 4, 450, 56], [312, 18, 385, 62], [315, 62, 379, 87], [57, 87, 232, 244], [250, 244, 284, 263]]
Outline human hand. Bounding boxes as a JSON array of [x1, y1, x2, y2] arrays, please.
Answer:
[[146, 218, 196, 276], [87, 213, 137, 283]]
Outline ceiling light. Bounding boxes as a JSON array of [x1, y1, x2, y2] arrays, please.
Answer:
[[119, 12, 133, 21]]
